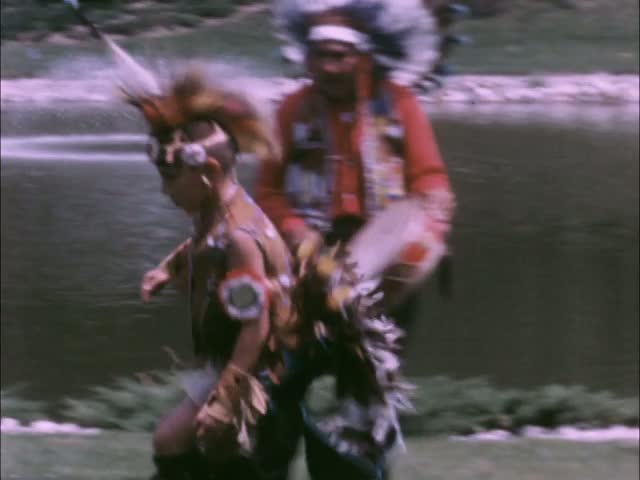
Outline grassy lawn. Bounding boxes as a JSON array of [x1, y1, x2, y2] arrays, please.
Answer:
[[1, 432, 638, 480], [452, 0, 639, 74], [1, 0, 638, 78], [0, 10, 285, 79]]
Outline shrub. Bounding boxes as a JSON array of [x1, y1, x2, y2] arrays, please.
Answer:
[[60, 370, 183, 431], [1, 385, 47, 422], [3, 374, 637, 435]]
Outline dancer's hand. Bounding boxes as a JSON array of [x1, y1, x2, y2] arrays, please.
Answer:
[[291, 228, 323, 276], [195, 406, 238, 462], [140, 266, 170, 302], [195, 369, 240, 439], [285, 225, 322, 256], [195, 407, 219, 438]]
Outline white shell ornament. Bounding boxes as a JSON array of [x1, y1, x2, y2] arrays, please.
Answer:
[[179, 143, 208, 166], [220, 275, 267, 322]]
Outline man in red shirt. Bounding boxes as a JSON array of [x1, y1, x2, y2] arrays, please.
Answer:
[[256, 72, 453, 248], [259, 2, 455, 309], [257, 2, 456, 478]]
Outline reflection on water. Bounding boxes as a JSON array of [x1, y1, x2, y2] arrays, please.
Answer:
[[1, 104, 638, 403], [1, 134, 147, 162]]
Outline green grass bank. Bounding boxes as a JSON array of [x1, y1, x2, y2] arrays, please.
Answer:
[[2, 431, 638, 480], [1, 0, 638, 78]]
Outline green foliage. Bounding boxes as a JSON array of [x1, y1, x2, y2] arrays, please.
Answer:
[[0, 0, 258, 41], [152, 12, 203, 29], [452, 0, 639, 73], [1, 0, 637, 74], [511, 384, 639, 428], [307, 375, 639, 437], [1, 385, 47, 422], [175, 0, 236, 18], [2, 374, 638, 437], [404, 376, 518, 435], [403, 377, 639, 436], [101, 19, 138, 36], [60, 370, 183, 432], [189, 4, 235, 19], [64, 0, 123, 5]]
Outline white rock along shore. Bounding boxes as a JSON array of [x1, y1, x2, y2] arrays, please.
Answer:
[[1, 74, 638, 106], [453, 425, 639, 443], [2, 417, 638, 444]]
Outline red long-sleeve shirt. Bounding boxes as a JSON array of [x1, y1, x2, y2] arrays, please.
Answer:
[[256, 82, 452, 238]]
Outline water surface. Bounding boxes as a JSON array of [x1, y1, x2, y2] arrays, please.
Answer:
[[1, 103, 638, 402]]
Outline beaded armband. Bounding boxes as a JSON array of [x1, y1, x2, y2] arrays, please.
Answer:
[[218, 269, 269, 322]]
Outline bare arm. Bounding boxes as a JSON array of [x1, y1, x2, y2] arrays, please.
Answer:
[[140, 238, 192, 301], [159, 238, 192, 278], [195, 231, 271, 440], [221, 230, 270, 373]]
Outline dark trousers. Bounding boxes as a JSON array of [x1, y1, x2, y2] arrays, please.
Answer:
[[302, 418, 389, 480]]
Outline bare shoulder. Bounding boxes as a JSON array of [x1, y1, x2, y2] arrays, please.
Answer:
[[277, 83, 313, 115], [227, 229, 265, 273]]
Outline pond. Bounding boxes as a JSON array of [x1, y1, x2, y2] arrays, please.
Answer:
[[1, 102, 638, 403]]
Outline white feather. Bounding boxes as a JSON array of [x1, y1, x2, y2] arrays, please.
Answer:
[[103, 36, 161, 97]]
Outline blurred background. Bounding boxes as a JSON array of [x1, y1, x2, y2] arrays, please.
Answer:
[[0, 1, 638, 478]]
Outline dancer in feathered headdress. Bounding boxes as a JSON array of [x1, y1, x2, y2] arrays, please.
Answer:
[[274, 0, 469, 89], [273, 0, 441, 86], [258, 0, 457, 478], [63, 3, 308, 477], [126, 70, 307, 478], [128, 70, 311, 479]]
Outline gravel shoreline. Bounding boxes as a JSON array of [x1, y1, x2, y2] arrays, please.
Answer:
[[1, 74, 638, 107], [422, 74, 639, 105], [2, 417, 638, 444]]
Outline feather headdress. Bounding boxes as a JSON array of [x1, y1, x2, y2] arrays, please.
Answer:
[[273, 0, 439, 85], [123, 69, 280, 165]]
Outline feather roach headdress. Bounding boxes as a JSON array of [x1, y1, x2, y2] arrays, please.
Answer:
[[273, 0, 439, 85], [63, 1, 278, 167], [123, 70, 280, 168]]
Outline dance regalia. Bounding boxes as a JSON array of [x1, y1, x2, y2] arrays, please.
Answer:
[[264, 1, 458, 477], [124, 72, 305, 463]]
